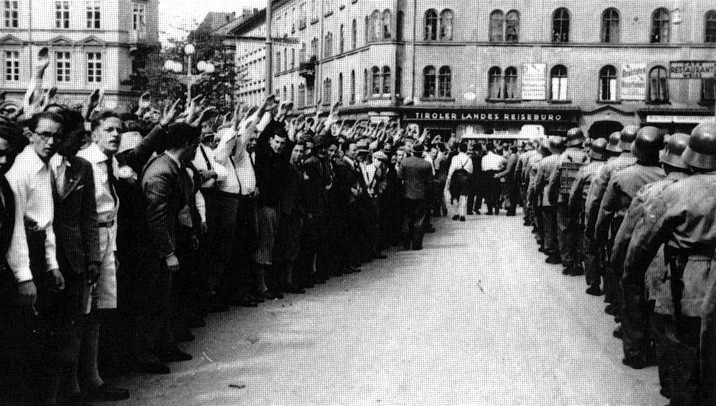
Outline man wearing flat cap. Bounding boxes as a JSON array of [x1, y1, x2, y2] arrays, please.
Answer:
[[398, 143, 434, 250]]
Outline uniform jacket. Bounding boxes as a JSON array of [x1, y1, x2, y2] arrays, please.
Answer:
[[526, 154, 546, 204], [281, 161, 306, 218], [517, 150, 538, 187], [495, 153, 518, 181], [584, 152, 637, 238], [594, 164, 665, 243], [303, 155, 329, 219], [334, 156, 365, 208], [567, 160, 607, 223], [534, 154, 561, 207], [548, 148, 590, 204], [53, 155, 101, 274], [0, 175, 15, 266], [399, 155, 434, 200]]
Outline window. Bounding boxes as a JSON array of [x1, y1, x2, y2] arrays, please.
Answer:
[[438, 66, 451, 98], [382, 10, 392, 39], [397, 11, 404, 41], [56, 1, 70, 29], [323, 78, 332, 105], [395, 67, 402, 97], [599, 65, 618, 101], [364, 69, 368, 100], [372, 10, 381, 41], [504, 67, 518, 99], [350, 70, 356, 103], [550, 65, 568, 101], [291, 49, 295, 68], [440, 10, 453, 40], [552, 8, 570, 43], [651, 8, 670, 43], [365, 16, 370, 43], [489, 10, 504, 42], [133, 2, 146, 31], [601, 8, 620, 43], [56, 52, 71, 82], [5, 51, 19, 81], [706, 10, 716, 43], [338, 73, 343, 102], [307, 84, 314, 105], [284, 48, 288, 70], [352, 19, 357, 49], [488, 67, 503, 99], [324, 32, 333, 57], [425, 10, 438, 40], [86, 0, 101, 29], [283, 86, 287, 102], [311, 37, 318, 58], [505, 10, 519, 43], [382, 67, 391, 95], [298, 84, 305, 108], [339, 24, 345, 53], [4, 0, 18, 28], [371, 66, 380, 96], [300, 43, 306, 63], [276, 51, 281, 73], [87, 52, 102, 83], [423, 66, 436, 98], [702, 78, 715, 103], [648, 66, 668, 103]]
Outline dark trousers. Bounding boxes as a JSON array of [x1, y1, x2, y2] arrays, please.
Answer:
[[483, 171, 500, 212], [667, 316, 705, 405], [621, 274, 652, 360], [541, 206, 558, 255], [651, 312, 677, 397], [132, 256, 174, 361], [583, 234, 601, 288], [213, 193, 257, 300], [402, 198, 427, 249], [556, 203, 577, 268]]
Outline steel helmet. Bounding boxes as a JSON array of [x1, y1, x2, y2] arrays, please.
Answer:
[[632, 126, 664, 164], [619, 125, 639, 151], [606, 131, 622, 153], [548, 136, 567, 154], [583, 137, 593, 150], [589, 138, 609, 161], [565, 127, 585, 147], [659, 133, 690, 169], [682, 122, 716, 170]]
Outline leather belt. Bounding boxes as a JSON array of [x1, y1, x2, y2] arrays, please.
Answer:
[[98, 220, 115, 228]]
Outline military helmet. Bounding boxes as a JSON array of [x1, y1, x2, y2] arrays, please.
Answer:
[[548, 136, 567, 154], [606, 131, 622, 153], [565, 127, 585, 147], [682, 122, 716, 170], [619, 125, 639, 151], [660, 133, 690, 169], [589, 138, 609, 161], [632, 126, 664, 164]]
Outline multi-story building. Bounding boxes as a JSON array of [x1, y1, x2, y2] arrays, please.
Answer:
[[0, 0, 159, 108], [219, 0, 716, 138]]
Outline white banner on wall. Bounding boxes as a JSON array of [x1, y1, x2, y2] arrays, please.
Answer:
[[620, 64, 647, 101], [521, 64, 546, 101]]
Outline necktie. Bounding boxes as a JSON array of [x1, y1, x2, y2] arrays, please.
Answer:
[[106, 158, 118, 205], [55, 159, 66, 196]]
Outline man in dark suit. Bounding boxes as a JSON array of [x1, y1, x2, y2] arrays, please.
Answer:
[[335, 140, 366, 272], [398, 144, 434, 250], [140, 123, 200, 365]]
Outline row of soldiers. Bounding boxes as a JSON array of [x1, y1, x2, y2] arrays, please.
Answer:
[[519, 121, 716, 405]]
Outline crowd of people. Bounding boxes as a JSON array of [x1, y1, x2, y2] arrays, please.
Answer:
[[519, 122, 716, 406]]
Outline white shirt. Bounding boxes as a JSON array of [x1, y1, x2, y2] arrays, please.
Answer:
[[214, 127, 256, 196], [77, 143, 119, 223], [482, 151, 506, 172], [192, 144, 228, 188], [447, 152, 474, 181], [6, 145, 59, 282], [50, 154, 70, 196]]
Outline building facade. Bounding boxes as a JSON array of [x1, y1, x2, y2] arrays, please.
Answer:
[[220, 0, 716, 138], [0, 0, 159, 108]]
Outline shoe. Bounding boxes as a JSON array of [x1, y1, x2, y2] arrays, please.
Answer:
[[613, 325, 623, 340], [622, 355, 650, 370], [459, 216, 466, 222], [545, 254, 562, 265], [85, 383, 130, 402], [261, 290, 284, 300], [614, 315, 622, 323], [230, 296, 259, 307], [157, 348, 192, 363], [135, 361, 171, 374], [538, 247, 546, 253], [467, 211, 474, 215], [568, 266, 584, 276], [604, 304, 618, 316], [282, 284, 306, 294], [562, 267, 572, 275], [452, 215, 460, 221], [486, 211, 493, 215], [475, 210, 481, 215], [585, 286, 603, 296], [425, 226, 436, 234], [411, 246, 423, 251]]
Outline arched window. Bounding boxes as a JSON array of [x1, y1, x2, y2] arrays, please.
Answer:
[[396, 67, 402, 97], [425, 10, 438, 40], [599, 65, 617, 101], [276, 51, 281, 73], [382, 66, 391, 95], [649, 66, 669, 103], [651, 8, 670, 43], [440, 9, 454, 40], [551, 65, 568, 101], [372, 10, 382, 41], [397, 11, 404, 41], [364, 69, 368, 100], [284, 48, 288, 70], [311, 37, 318, 58], [705, 10, 716, 43], [489, 10, 504, 42], [504, 67, 518, 99], [382, 10, 392, 39], [352, 19, 357, 49], [488, 67, 503, 99], [324, 32, 333, 57], [290, 84, 294, 102], [323, 78, 332, 105], [350, 70, 356, 103], [438, 66, 451, 98], [338, 73, 343, 103], [365, 16, 370, 43], [505, 10, 519, 43], [423, 66, 436, 98], [371, 66, 381, 96], [601, 8, 620, 43], [339, 24, 345, 53], [291, 49, 295, 68], [552, 8, 570, 43]]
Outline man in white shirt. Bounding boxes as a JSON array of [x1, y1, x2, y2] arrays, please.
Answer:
[[445, 143, 474, 221], [481, 143, 507, 215]]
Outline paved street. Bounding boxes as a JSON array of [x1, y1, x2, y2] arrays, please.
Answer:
[[110, 211, 664, 406]]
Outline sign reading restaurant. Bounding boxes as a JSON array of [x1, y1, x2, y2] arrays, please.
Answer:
[[669, 61, 715, 79], [410, 110, 576, 123]]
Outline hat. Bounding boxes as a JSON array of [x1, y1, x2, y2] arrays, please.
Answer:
[[373, 151, 389, 162], [118, 131, 142, 155], [412, 143, 425, 154], [313, 133, 336, 148]]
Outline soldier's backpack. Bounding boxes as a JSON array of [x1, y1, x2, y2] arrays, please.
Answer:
[[559, 154, 588, 195], [449, 159, 470, 199]]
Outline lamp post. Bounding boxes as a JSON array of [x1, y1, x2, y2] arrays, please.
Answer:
[[163, 43, 215, 101]]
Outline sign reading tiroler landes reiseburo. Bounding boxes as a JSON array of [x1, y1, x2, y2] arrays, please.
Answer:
[[669, 61, 715, 79]]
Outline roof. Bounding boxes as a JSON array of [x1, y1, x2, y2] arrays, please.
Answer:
[[212, 8, 266, 37]]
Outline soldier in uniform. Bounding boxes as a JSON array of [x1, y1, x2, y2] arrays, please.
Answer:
[[526, 140, 551, 249], [534, 137, 566, 264], [515, 139, 539, 226], [568, 138, 609, 288], [625, 122, 716, 405], [548, 128, 589, 275], [613, 133, 689, 397], [585, 126, 638, 310]]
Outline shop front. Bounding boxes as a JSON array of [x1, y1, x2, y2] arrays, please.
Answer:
[[638, 108, 716, 134]]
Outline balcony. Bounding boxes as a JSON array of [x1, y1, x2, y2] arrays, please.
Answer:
[[298, 56, 317, 82]]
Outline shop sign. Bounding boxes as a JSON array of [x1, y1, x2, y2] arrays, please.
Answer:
[[646, 115, 716, 124], [669, 61, 715, 79], [521, 64, 546, 100], [410, 110, 573, 123], [620, 64, 647, 100]]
